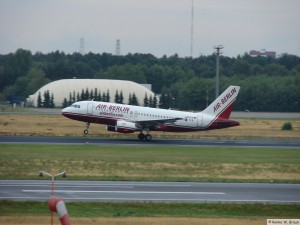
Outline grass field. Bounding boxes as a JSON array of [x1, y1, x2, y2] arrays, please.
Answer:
[[0, 217, 270, 225], [1, 201, 300, 218], [0, 144, 299, 182], [0, 114, 299, 140], [1, 114, 299, 224], [1, 201, 299, 225]]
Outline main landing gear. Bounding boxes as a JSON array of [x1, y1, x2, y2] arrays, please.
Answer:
[[83, 122, 90, 134], [138, 132, 152, 141]]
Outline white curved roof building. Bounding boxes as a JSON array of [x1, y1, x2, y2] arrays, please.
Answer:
[[27, 79, 154, 107]]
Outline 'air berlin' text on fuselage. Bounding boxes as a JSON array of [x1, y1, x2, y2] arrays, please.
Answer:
[[95, 104, 130, 113]]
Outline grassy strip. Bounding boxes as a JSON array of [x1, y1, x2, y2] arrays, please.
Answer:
[[1, 201, 300, 218], [0, 144, 300, 182], [1, 114, 300, 140], [1, 144, 299, 163]]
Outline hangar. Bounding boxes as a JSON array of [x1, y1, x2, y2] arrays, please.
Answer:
[[27, 79, 154, 107]]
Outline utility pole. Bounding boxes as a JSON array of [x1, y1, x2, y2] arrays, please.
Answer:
[[214, 45, 223, 98]]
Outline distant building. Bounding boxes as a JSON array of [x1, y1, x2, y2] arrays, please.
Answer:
[[249, 49, 276, 58], [27, 79, 155, 107]]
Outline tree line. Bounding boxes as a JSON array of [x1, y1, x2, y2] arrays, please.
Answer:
[[38, 87, 158, 109], [0, 49, 299, 112], [60, 88, 154, 108]]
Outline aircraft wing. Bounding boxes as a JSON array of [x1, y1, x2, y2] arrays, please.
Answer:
[[134, 117, 183, 128]]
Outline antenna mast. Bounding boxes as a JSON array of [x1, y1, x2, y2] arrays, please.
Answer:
[[80, 37, 85, 55], [190, 0, 194, 57], [115, 39, 121, 55]]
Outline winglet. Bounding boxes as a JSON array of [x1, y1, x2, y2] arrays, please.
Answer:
[[202, 86, 240, 119]]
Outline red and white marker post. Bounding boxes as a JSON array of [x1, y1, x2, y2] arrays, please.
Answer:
[[39, 170, 70, 225], [49, 197, 71, 225]]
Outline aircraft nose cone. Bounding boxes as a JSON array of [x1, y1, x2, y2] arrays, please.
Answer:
[[61, 107, 69, 115]]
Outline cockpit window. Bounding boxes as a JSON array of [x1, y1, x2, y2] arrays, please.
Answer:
[[71, 104, 80, 108]]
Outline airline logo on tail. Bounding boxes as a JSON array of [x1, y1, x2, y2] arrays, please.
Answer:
[[213, 87, 237, 113]]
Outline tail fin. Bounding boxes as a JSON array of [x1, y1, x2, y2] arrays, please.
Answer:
[[202, 86, 240, 119]]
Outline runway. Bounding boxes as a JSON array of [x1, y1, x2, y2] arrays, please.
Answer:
[[0, 180, 299, 204], [1, 137, 299, 204], [1, 136, 300, 148]]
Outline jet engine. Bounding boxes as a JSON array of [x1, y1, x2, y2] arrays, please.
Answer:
[[106, 120, 137, 133]]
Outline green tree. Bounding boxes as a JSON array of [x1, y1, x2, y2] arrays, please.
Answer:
[[94, 64, 147, 84], [152, 95, 158, 108], [145, 65, 166, 93], [143, 93, 149, 107], [119, 91, 124, 104], [128, 93, 132, 105], [0, 49, 32, 91], [49, 93, 55, 108], [159, 92, 170, 109], [26, 68, 50, 95], [2, 67, 49, 99], [90, 89, 94, 100], [62, 98, 68, 108], [85, 88, 89, 100], [37, 92, 42, 108], [114, 90, 120, 103], [106, 90, 110, 102], [43, 90, 50, 108], [68, 93, 72, 105], [102, 92, 107, 102], [263, 64, 288, 76], [232, 59, 251, 76], [149, 95, 153, 107], [131, 92, 139, 106]]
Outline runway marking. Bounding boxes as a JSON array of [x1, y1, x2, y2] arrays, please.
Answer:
[[0, 182, 191, 187], [0, 185, 133, 189], [1, 196, 300, 204], [22, 190, 225, 195]]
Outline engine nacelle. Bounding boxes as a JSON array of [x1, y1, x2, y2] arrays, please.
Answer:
[[106, 121, 137, 133]]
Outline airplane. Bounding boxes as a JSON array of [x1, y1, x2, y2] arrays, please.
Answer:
[[62, 85, 240, 141]]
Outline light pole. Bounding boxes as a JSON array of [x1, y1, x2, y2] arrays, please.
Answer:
[[39, 170, 67, 225], [214, 45, 223, 98]]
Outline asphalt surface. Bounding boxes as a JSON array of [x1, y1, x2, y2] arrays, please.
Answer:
[[1, 136, 300, 148], [1, 180, 299, 204]]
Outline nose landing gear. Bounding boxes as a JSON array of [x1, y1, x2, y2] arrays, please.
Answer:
[[83, 122, 90, 134]]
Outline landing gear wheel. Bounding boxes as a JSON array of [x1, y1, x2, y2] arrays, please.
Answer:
[[144, 134, 152, 141], [83, 122, 90, 135], [138, 133, 145, 141]]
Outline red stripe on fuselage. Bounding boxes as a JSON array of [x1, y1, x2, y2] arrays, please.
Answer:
[[62, 112, 117, 126]]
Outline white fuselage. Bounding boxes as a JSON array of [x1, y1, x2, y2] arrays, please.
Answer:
[[61, 86, 240, 139]]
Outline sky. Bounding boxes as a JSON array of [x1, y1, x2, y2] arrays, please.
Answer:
[[1, 0, 300, 57]]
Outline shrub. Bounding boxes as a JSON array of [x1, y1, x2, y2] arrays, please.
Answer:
[[281, 122, 293, 130]]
